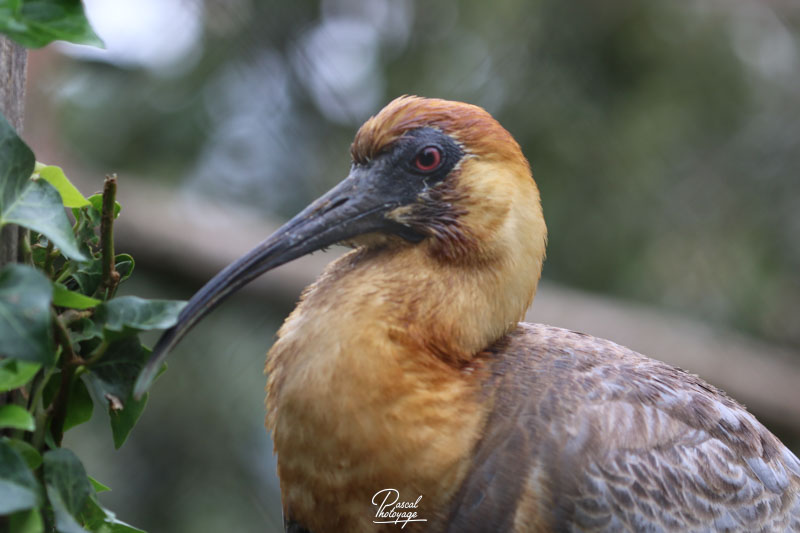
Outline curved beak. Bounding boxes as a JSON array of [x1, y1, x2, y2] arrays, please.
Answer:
[[134, 167, 421, 398]]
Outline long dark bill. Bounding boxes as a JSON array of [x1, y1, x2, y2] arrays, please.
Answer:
[[133, 167, 421, 399]]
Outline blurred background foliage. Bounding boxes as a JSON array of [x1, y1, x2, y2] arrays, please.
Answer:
[[22, 0, 800, 531]]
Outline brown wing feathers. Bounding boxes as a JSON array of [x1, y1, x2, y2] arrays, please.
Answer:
[[446, 323, 800, 532]]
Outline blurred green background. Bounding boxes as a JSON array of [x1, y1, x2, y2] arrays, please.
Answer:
[[21, 0, 800, 531]]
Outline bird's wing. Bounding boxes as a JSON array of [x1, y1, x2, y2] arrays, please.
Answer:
[[445, 323, 800, 533]]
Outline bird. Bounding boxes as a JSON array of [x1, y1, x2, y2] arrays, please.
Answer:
[[136, 96, 800, 532]]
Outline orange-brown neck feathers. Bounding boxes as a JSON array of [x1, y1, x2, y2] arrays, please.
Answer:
[[351, 95, 526, 167]]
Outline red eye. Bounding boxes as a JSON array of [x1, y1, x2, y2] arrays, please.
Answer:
[[414, 146, 442, 172]]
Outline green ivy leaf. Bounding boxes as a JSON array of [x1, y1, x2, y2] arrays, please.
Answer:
[[0, 264, 55, 365], [0, 112, 34, 209], [110, 389, 147, 450], [75, 201, 101, 228], [4, 178, 88, 261], [53, 283, 102, 309], [47, 484, 89, 533], [2, 437, 43, 470], [43, 448, 92, 533], [69, 250, 133, 298], [83, 338, 155, 447], [79, 495, 145, 533], [0, 112, 86, 261], [0, 439, 42, 514], [87, 476, 110, 494], [71, 207, 99, 257], [41, 372, 93, 434], [0, 404, 35, 431], [31, 241, 50, 268], [72, 258, 102, 297], [96, 296, 187, 334], [87, 193, 121, 219], [85, 337, 147, 407], [8, 508, 44, 533], [69, 318, 102, 344], [115, 253, 135, 283], [63, 377, 93, 432], [111, 361, 165, 451], [0, 359, 41, 392], [36, 164, 90, 208], [0, 0, 104, 49]]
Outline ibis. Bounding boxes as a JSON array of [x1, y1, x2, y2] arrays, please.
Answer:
[[137, 96, 800, 532]]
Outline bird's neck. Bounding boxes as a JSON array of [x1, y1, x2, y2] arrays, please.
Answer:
[[323, 242, 540, 363], [265, 243, 539, 531], [396, 245, 539, 363]]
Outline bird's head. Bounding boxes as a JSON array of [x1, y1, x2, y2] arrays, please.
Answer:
[[347, 96, 544, 264], [135, 96, 546, 396]]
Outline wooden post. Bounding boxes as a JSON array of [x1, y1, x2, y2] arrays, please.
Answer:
[[0, 35, 28, 267]]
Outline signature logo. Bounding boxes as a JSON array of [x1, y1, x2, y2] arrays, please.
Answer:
[[372, 488, 427, 528]]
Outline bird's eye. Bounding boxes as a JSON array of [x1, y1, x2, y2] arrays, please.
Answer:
[[413, 146, 442, 172]]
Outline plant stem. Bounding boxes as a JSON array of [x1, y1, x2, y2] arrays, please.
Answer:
[[29, 365, 55, 450], [59, 309, 92, 327], [54, 262, 76, 284], [50, 364, 75, 447], [28, 364, 54, 415], [85, 339, 109, 366], [100, 174, 120, 298], [49, 312, 85, 446], [20, 229, 32, 264], [43, 239, 54, 274]]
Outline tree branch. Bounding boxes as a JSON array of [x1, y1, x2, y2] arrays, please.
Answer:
[[49, 311, 86, 446], [0, 35, 28, 268]]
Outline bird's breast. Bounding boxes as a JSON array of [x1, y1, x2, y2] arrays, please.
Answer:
[[264, 251, 493, 532]]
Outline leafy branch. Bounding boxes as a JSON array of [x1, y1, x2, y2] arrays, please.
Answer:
[[0, 4, 190, 531], [0, 88, 184, 533], [0, 0, 103, 49]]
